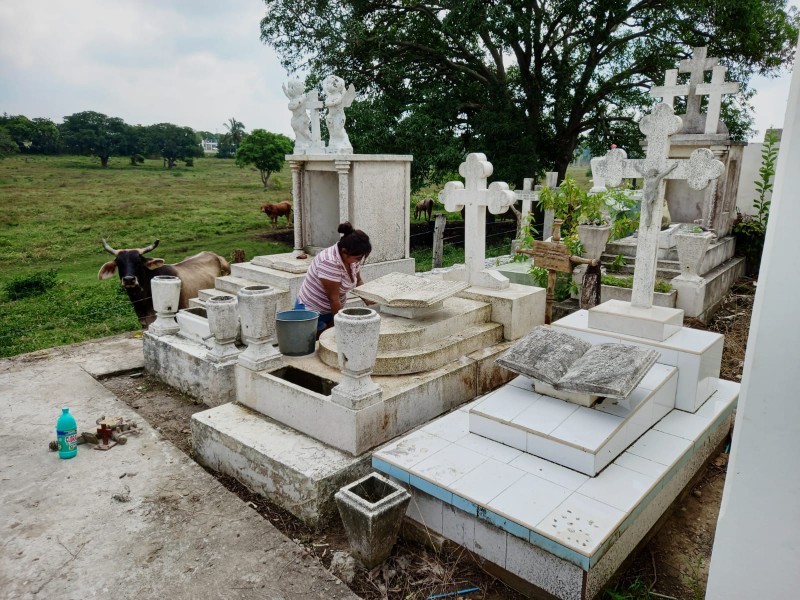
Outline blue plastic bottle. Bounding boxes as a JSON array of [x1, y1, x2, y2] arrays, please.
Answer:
[[56, 407, 78, 459]]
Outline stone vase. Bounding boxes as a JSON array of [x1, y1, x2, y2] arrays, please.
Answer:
[[331, 307, 381, 410], [577, 223, 612, 261], [237, 285, 282, 371], [205, 295, 240, 363], [335, 472, 411, 569], [675, 231, 715, 281], [149, 275, 181, 336]]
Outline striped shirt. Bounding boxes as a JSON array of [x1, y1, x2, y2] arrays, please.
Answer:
[[296, 244, 361, 314]]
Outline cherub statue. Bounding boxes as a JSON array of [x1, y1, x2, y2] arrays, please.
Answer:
[[322, 75, 356, 153], [282, 78, 312, 153]]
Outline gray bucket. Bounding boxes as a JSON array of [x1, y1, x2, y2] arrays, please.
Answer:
[[275, 309, 320, 356]]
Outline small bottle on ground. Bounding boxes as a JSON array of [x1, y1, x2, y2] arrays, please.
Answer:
[[56, 407, 78, 459]]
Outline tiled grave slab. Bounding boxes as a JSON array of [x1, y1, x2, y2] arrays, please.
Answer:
[[373, 380, 738, 600], [552, 310, 723, 412], [468, 365, 677, 476], [588, 299, 683, 341]]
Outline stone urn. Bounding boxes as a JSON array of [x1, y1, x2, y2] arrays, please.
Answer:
[[331, 307, 381, 410], [205, 295, 240, 363], [335, 472, 411, 569], [675, 230, 715, 281], [237, 285, 281, 371], [149, 275, 181, 336], [577, 223, 612, 262]]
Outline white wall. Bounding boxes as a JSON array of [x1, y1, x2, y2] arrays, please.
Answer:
[[706, 37, 800, 598]]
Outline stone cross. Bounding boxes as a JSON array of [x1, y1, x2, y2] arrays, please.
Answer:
[[591, 103, 724, 308], [679, 46, 719, 123], [306, 90, 325, 153], [650, 69, 690, 109], [696, 65, 740, 134], [513, 178, 537, 239], [439, 153, 516, 289]]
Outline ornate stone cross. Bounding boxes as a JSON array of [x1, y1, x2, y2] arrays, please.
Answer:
[[696, 65, 740, 134], [650, 69, 690, 109], [439, 153, 516, 289], [591, 103, 725, 309], [679, 46, 719, 124]]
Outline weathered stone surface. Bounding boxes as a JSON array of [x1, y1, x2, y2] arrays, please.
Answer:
[[353, 272, 469, 307], [496, 326, 659, 399]]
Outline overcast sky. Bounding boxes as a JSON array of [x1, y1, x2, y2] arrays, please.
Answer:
[[0, 0, 796, 142]]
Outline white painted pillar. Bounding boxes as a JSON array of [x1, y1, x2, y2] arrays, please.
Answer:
[[706, 36, 800, 598]]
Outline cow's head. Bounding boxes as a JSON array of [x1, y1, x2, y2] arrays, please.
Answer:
[[261, 204, 275, 216], [98, 239, 165, 290]]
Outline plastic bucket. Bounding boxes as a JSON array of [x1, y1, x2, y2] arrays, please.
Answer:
[[275, 309, 320, 356]]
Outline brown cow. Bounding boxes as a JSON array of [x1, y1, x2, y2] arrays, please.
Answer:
[[98, 239, 230, 328], [414, 197, 434, 222], [261, 201, 293, 227]]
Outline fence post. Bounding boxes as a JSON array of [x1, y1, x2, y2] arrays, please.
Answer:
[[432, 213, 447, 269]]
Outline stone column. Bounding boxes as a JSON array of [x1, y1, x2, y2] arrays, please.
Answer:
[[290, 160, 304, 254], [205, 295, 240, 363], [335, 160, 351, 225], [330, 307, 381, 410], [237, 285, 282, 371], [149, 275, 181, 336], [706, 34, 800, 599]]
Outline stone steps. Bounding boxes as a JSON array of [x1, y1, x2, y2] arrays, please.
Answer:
[[599, 256, 681, 280], [468, 364, 677, 476]]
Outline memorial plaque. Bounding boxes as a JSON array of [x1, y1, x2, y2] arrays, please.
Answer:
[[531, 240, 571, 272]]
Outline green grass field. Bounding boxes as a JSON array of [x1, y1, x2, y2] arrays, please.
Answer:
[[0, 155, 294, 357]]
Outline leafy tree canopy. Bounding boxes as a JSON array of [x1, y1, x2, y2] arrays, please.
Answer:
[[260, 0, 798, 188], [0, 114, 37, 152], [0, 126, 18, 158], [144, 123, 203, 168], [235, 129, 293, 186], [60, 111, 129, 167]]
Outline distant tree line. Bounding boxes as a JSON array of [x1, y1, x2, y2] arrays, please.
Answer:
[[0, 111, 294, 186]]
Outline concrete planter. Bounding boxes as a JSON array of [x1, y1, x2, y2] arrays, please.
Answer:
[[237, 285, 282, 371], [205, 295, 240, 363], [149, 275, 181, 336], [577, 223, 612, 261], [335, 472, 411, 569], [676, 231, 715, 281], [331, 307, 381, 410]]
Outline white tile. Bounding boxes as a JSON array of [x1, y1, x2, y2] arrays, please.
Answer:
[[627, 397, 654, 445], [512, 395, 579, 435], [472, 384, 538, 422], [458, 397, 484, 413], [637, 363, 676, 391], [527, 433, 596, 475], [509, 453, 590, 491], [376, 430, 451, 469], [469, 414, 526, 452], [508, 374, 537, 392], [406, 489, 444, 532], [489, 473, 572, 529], [614, 451, 668, 479], [443, 504, 475, 552], [455, 432, 523, 463], [666, 326, 722, 354], [695, 382, 738, 421], [412, 443, 488, 486], [474, 518, 507, 567], [654, 409, 712, 441], [595, 423, 632, 473], [549, 407, 623, 452], [536, 492, 626, 555], [597, 387, 647, 418], [576, 463, 658, 513], [626, 429, 692, 467], [450, 459, 525, 504], [421, 408, 470, 442]]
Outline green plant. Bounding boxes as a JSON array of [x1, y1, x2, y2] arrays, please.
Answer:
[[680, 224, 704, 233], [601, 274, 671, 293], [603, 575, 653, 599], [4, 268, 59, 300], [609, 254, 627, 273]]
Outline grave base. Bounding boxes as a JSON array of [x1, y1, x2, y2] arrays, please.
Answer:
[[588, 300, 684, 341]]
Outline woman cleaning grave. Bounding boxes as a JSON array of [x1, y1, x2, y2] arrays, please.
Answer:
[[295, 221, 373, 337]]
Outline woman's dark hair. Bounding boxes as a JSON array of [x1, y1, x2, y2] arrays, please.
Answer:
[[337, 221, 371, 258]]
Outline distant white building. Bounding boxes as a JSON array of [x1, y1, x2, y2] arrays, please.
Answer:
[[201, 139, 218, 153]]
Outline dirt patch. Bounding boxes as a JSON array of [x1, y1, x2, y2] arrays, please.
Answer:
[[102, 278, 755, 600]]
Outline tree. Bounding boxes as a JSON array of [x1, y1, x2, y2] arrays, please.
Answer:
[[235, 129, 293, 186], [30, 118, 62, 155], [144, 123, 203, 168], [0, 126, 18, 158], [60, 111, 128, 167], [0, 114, 36, 152], [260, 0, 798, 187], [218, 117, 246, 157]]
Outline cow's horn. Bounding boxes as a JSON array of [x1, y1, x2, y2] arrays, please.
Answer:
[[101, 239, 119, 256], [139, 239, 160, 254]]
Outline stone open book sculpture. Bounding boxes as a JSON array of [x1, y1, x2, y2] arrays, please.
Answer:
[[496, 326, 659, 399], [353, 272, 469, 307]]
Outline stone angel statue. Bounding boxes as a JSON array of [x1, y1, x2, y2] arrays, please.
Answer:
[[323, 75, 356, 153], [282, 78, 312, 153]]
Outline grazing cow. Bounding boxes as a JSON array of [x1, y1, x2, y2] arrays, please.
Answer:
[[98, 239, 230, 328], [261, 201, 293, 227], [414, 197, 434, 222]]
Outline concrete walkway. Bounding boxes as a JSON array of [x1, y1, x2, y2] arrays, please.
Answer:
[[0, 334, 359, 600]]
